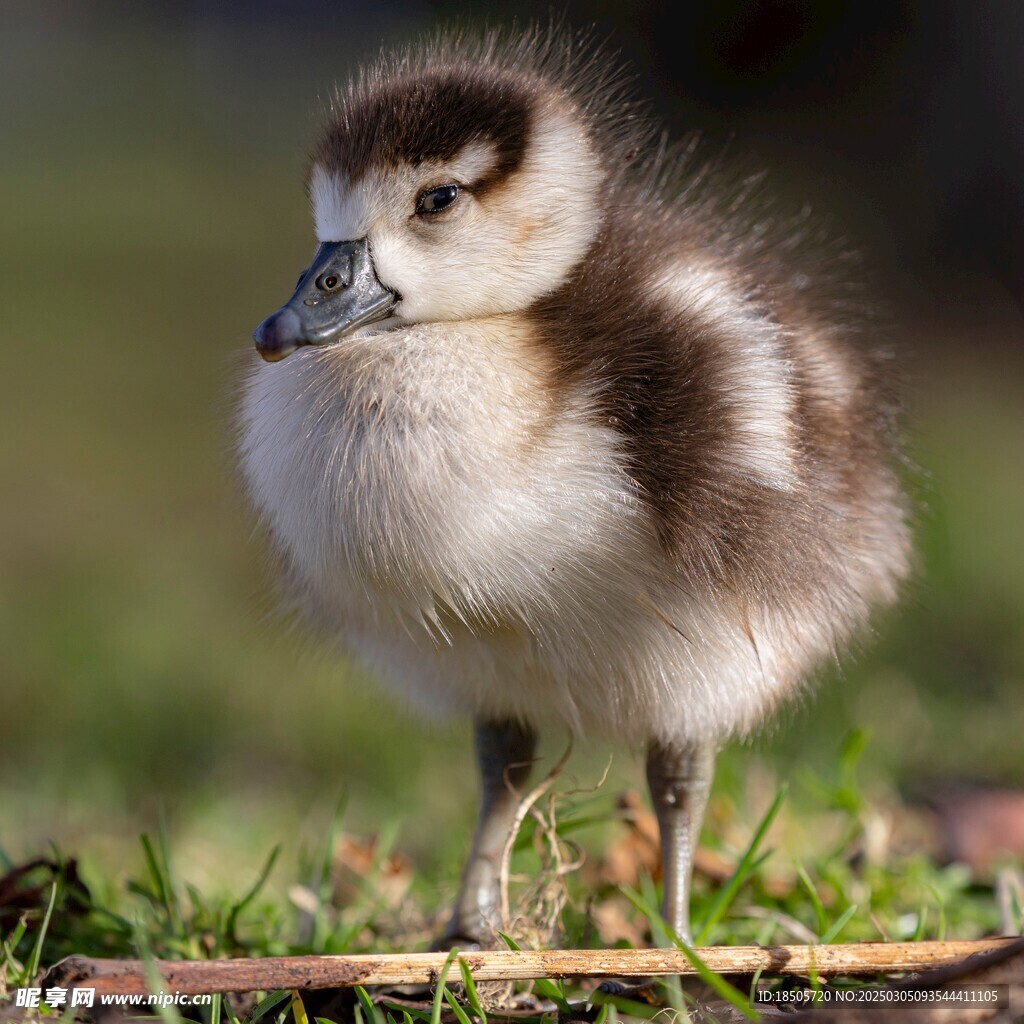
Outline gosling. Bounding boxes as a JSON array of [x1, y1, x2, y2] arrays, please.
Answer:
[[239, 29, 911, 946]]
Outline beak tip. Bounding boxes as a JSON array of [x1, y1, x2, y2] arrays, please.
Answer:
[[254, 343, 289, 364], [253, 307, 303, 363]]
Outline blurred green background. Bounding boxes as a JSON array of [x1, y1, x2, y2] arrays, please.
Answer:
[[1, 1, 1022, 899]]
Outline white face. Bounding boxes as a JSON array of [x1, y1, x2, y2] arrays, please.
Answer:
[[308, 102, 605, 324]]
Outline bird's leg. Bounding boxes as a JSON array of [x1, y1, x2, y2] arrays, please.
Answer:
[[598, 739, 717, 996], [646, 739, 716, 945], [440, 717, 536, 947]]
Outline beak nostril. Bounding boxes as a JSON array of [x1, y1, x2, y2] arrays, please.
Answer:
[[316, 269, 347, 292], [313, 252, 354, 293]]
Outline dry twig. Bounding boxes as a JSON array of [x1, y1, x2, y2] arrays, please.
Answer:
[[497, 740, 574, 933], [46, 939, 1020, 996]]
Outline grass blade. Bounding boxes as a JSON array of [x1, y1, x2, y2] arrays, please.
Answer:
[[157, 811, 185, 938], [431, 947, 459, 1024], [355, 985, 386, 1024], [3, 915, 29, 983], [290, 991, 309, 1024], [140, 834, 169, 914], [247, 989, 290, 1023], [511, 810, 611, 852], [25, 881, 58, 982], [621, 879, 758, 1019], [497, 933, 570, 1012], [622, 878, 684, 1010], [796, 863, 827, 938], [133, 916, 186, 1024], [821, 904, 858, 944], [672, 943, 759, 1022], [310, 795, 347, 953], [379, 1006, 431, 1023], [912, 904, 928, 942], [444, 989, 473, 1024], [695, 784, 786, 945], [226, 845, 281, 946], [458, 956, 487, 1023]]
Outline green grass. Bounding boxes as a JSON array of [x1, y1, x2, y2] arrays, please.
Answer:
[[2, 738, 1015, 1022]]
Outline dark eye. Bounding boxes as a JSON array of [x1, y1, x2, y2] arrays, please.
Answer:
[[417, 184, 460, 215]]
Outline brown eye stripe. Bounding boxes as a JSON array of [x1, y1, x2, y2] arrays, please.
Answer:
[[313, 67, 533, 195]]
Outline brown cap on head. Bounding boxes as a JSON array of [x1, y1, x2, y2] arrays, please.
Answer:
[[313, 68, 534, 197], [309, 28, 654, 195]]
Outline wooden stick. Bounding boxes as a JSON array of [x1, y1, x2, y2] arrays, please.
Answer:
[[47, 939, 1019, 996]]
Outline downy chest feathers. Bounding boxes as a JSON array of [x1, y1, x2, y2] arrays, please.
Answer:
[[239, 316, 653, 636]]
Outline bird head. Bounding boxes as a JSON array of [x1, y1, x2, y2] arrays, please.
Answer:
[[253, 32, 645, 361]]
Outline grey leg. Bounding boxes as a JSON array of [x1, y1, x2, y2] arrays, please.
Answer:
[[441, 717, 537, 946], [646, 739, 716, 945]]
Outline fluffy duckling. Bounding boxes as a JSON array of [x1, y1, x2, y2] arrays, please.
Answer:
[[239, 29, 911, 946]]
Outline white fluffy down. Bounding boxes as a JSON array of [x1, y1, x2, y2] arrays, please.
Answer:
[[239, 310, 894, 746], [241, 85, 908, 747]]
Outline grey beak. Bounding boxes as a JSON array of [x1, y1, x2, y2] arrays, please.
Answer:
[[253, 239, 397, 363]]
